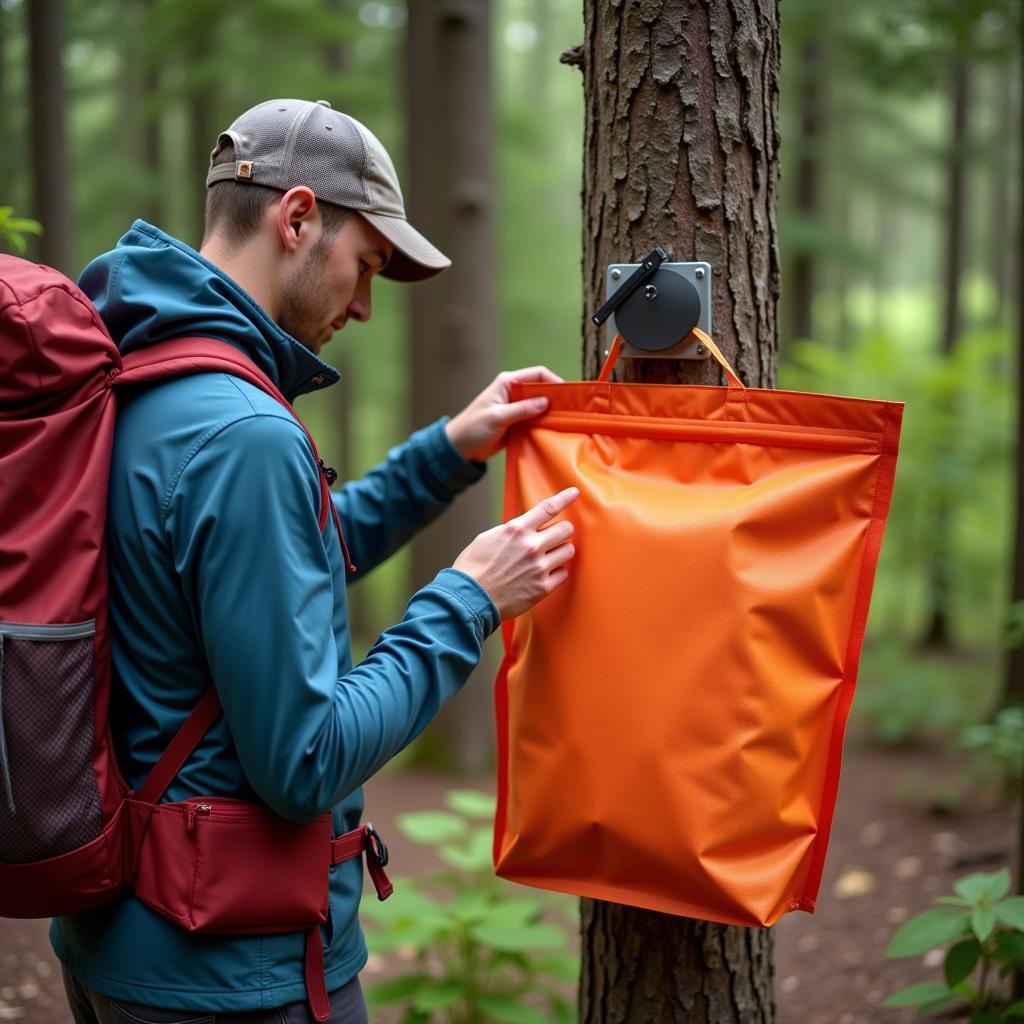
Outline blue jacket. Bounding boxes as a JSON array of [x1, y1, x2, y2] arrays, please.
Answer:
[[50, 221, 500, 1011]]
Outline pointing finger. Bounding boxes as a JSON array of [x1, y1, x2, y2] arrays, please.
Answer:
[[517, 487, 580, 531]]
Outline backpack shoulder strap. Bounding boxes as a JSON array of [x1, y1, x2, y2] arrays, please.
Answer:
[[115, 336, 291, 408], [114, 337, 337, 535]]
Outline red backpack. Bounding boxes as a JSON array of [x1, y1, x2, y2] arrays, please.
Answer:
[[0, 256, 389, 1022]]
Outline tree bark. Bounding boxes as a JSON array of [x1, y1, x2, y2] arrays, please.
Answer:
[[28, 0, 73, 273], [405, 0, 498, 773], [920, 50, 970, 652], [578, 2, 779, 1019]]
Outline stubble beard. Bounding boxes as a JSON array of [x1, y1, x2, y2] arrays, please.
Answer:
[[278, 237, 334, 354]]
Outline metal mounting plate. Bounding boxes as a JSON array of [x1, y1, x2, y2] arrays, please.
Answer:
[[604, 261, 712, 360]]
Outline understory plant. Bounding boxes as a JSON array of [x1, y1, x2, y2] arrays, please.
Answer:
[[884, 868, 1024, 1020], [0, 207, 42, 254], [361, 789, 578, 1024], [959, 707, 1024, 807]]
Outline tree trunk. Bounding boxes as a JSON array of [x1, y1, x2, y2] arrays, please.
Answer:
[[920, 50, 970, 652], [577, 2, 780, 1020], [1005, 39, 1024, 714], [1013, 24, 1024, 1005], [787, 32, 823, 345], [187, 30, 214, 246], [405, 0, 498, 774], [321, 0, 373, 642], [990, 62, 1014, 330], [28, 0, 73, 273]]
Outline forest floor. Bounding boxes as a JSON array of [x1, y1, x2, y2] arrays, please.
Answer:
[[0, 731, 1014, 1023]]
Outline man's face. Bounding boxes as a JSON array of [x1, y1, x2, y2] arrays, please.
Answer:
[[278, 211, 393, 355]]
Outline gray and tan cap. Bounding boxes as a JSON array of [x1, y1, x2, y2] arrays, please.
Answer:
[[206, 99, 450, 283]]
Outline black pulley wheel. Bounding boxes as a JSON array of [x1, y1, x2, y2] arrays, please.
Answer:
[[615, 269, 701, 352]]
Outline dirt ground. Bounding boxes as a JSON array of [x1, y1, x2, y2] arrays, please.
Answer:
[[0, 738, 1015, 1023]]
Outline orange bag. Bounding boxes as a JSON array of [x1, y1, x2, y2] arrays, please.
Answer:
[[493, 330, 903, 927]]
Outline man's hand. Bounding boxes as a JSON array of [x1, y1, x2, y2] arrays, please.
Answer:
[[453, 487, 579, 620], [445, 366, 563, 463]]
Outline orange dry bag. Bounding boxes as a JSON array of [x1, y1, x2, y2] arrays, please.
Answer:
[[493, 329, 903, 927]]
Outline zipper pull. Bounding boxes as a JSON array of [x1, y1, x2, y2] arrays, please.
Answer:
[[187, 803, 212, 832], [318, 458, 338, 486]]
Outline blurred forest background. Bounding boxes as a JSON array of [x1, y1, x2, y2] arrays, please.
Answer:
[[1, 0, 1022, 772]]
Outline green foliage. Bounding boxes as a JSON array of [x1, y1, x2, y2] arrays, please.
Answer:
[[361, 790, 578, 1023], [884, 868, 1024, 1017], [0, 207, 43, 255], [959, 706, 1024, 805], [854, 640, 998, 745]]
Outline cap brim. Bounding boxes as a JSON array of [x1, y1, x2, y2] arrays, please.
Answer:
[[360, 212, 451, 283]]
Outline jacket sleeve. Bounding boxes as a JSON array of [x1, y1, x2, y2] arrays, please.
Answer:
[[165, 412, 500, 822], [333, 417, 486, 580]]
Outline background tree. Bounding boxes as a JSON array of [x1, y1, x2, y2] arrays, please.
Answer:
[[405, 0, 499, 773], [574, 1, 780, 1018], [28, 0, 71, 272]]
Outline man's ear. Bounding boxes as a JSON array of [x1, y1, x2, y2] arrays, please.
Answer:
[[276, 187, 318, 253]]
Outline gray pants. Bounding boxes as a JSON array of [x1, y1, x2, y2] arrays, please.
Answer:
[[61, 966, 369, 1024]]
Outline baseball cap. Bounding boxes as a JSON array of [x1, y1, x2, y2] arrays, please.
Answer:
[[206, 99, 450, 283]]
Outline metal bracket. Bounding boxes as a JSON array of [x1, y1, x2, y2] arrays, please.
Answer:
[[601, 258, 712, 360]]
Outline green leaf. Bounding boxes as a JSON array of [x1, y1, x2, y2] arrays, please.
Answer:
[[449, 887, 494, 923], [439, 827, 494, 872], [397, 810, 467, 844], [936, 896, 973, 907], [475, 994, 550, 1023], [445, 789, 498, 818], [366, 974, 428, 1007], [881, 981, 955, 1008], [886, 907, 971, 957], [471, 919, 567, 952], [475, 899, 542, 929], [995, 897, 1024, 931], [360, 885, 441, 925], [972, 905, 997, 943], [412, 979, 466, 1012], [969, 1011, 999, 1024], [1003, 1000, 1024, 1017], [954, 869, 1012, 905], [536, 952, 581, 982], [944, 938, 982, 987], [542, 989, 576, 1024], [6, 219, 42, 235], [995, 929, 1024, 963]]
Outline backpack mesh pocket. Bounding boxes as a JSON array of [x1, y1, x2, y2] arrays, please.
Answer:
[[0, 622, 103, 862]]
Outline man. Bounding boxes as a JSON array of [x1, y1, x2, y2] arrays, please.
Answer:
[[52, 98, 578, 1023]]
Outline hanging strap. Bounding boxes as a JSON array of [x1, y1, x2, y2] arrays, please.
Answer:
[[596, 327, 745, 389]]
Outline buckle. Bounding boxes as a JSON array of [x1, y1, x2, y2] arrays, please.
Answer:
[[364, 822, 389, 867]]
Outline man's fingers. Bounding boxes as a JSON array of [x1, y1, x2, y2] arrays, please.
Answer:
[[543, 541, 576, 570], [537, 518, 574, 551], [503, 365, 564, 385], [517, 487, 579, 531], [494, 396, 550, 425]]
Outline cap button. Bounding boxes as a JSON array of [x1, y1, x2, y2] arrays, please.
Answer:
[[311, 373, 325, 386], [315, 99, 332, 108]]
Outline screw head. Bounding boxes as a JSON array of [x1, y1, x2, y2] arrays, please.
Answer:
[[695, 268, 705, 279], [696, 343, 706, 355], [611, 268, 621, 280], [644, 284, 658, 300]]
